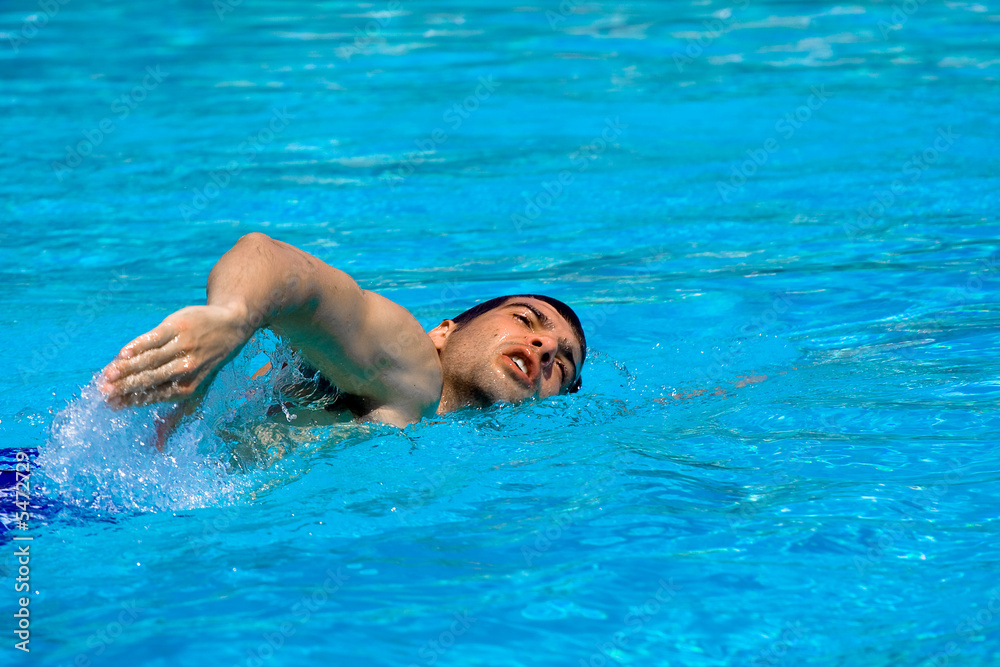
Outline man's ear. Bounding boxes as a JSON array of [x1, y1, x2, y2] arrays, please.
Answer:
[[427, 319, 455, 352]]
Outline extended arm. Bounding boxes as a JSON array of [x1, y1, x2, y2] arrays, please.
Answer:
[[101, 233, 442, 425]]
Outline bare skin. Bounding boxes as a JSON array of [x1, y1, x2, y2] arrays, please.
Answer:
[[430, 300, 582, 412], [100, 233, 584, 428]]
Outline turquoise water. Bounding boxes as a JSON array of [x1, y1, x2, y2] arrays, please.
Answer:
[[2, 0, 1000, 665]]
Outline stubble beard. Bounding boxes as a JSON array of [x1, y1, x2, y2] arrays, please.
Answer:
[[440, 348, 514, 411]]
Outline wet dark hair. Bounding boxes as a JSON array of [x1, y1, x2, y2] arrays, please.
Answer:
[[451, 294, 587, 393]]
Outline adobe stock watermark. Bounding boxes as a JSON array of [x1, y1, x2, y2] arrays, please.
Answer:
[[544, 0, 585, 29], [717, 86, 831, 202], [394, 458, 471, 523], [697, 292, 795, 387], [384, 76, 500, 187], [938, 254, 997, 313], [232, 567, 350, 667], [6, 0, 70, 54], [843, 127, 958, 239], [51, 66, 168, 181], [423, 280, 466, 317], [246, 294, 449, 424], [17, 274, 126, 385], [179, 107, 293, 221], [920, 587, 1000, 667], [673, 1, 751, 72], [335, 1, 402, 60], [579, 578, 680, 667], [749, 621, 806, 667], [854, 458, 967, 575], [727, 411, 887, 533], [574, 245, 669, 340], [726, 440, 816, 534], [510, 117, 627, 232], [891, 253, 995, 363], [877, 0, 929, 39], [50, 601, 145, 666], [409, 611, 476, 667], [179, 505, 243, 557], [214, 0, 244, 20], [355, 279, 467, 397], [521, 454, 626, 566]]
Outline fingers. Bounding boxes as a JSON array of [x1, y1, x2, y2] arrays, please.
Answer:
[[117, 326, 174, 361], [99, 322, 178, 389], [102, 336, 183, 388], [104, 356, 196, 404], [99, 306, 232, 411], [107, 378, 193, 410]]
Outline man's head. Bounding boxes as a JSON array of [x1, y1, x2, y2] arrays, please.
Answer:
[[429, 295, 587, 413]]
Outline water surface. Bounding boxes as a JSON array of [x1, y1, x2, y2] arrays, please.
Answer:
[[1, 1, 999, 665]]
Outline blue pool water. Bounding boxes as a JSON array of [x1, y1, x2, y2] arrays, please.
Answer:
[[2, 0, 1000, 665]]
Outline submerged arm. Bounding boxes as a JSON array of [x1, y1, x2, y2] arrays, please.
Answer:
[[101, 233, 442, 425]]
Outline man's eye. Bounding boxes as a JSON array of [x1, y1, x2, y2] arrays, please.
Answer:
[[557, 361, 566, 383], [514, 314, 531, 327]]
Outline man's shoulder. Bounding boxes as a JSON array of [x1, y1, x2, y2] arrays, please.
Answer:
[[356, 291, 443, 423]]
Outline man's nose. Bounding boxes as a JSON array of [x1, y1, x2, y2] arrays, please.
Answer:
[[529, 334, 558, 368]]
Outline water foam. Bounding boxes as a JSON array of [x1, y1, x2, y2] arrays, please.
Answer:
[[38, 381, 246, 514], [36, 333, 321, 514]]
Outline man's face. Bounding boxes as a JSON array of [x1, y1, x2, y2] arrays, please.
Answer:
[[431, 297, 584, 412]]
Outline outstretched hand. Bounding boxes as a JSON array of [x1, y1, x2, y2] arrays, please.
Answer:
[[100, 304, 250, 409]]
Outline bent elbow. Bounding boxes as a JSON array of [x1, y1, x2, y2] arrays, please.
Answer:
[[235, 231, 273, 249]]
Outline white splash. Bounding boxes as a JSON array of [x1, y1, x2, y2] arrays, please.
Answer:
[[38, 381, 247, 514]]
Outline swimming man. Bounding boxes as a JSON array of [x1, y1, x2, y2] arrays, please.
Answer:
[[100, 233, 587, 427]]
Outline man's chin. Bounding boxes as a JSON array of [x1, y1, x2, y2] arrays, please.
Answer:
[[452, 396, 537, 415], [460, 383, 532, 409]]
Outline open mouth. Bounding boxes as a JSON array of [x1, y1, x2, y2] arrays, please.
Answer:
[[511, 356, 528, 374], [503, 351, 534, 387]]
